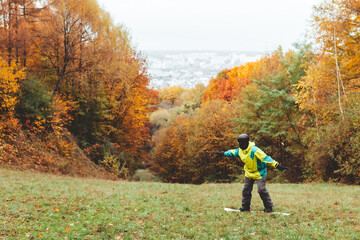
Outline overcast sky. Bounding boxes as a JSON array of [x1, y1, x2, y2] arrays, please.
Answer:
[[97, 0, 322, 52]]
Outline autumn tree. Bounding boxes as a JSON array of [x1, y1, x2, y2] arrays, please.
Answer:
[[151, 117, 190, 182], [297, 0, 360, 122], [150, 84, 204, 134], [294, 0, 360, 183], [202, 69, 230, 101], [234, 46, 314, 182], [0, 0, 40, 67], [0, 56, 24, 138], [151, 100, 240, 184], [32, 0, 102, 94], [0, 0, 156, 178], [0, 56, 23, 119], [203, 62, 257, 102], [158, 86, 187, 108], [183, 100, 240, 183], [179, 83, 205, 115]]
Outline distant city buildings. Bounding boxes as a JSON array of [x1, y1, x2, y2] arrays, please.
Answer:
[[145, 51, 264, 89]]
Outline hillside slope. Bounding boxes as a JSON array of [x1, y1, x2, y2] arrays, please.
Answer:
[[0, 130, 116, 180]]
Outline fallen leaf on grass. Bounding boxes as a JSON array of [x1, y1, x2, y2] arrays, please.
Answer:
[[65, 226, 71, 232], [55, 208, 60, 212], [38, 234, 43, 238]]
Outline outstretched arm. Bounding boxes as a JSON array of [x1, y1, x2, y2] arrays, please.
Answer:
[[215, 149, 239, 157], [224, 149, 240, 158], [255, 148, 287, 170]]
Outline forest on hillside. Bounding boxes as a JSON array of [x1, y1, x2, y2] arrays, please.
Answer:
[[0, 0, 359, 184], [0, 0, 157, 178]]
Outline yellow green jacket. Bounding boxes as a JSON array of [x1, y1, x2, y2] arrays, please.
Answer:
[[224, 142, 279, 179]]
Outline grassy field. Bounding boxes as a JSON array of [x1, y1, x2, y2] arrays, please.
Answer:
[[0, 168, 359, 239]]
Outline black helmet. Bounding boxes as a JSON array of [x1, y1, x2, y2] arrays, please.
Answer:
[[237, 134, 249, 150]]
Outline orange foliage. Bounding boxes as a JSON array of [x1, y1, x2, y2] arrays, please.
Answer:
[[0, 0, 154, 178], [203, 62, 259, 102], [151, 117, 190, 183], [145, 88, 160, 111], [151, 100, 240, 183], [0, 0, 39, 67]]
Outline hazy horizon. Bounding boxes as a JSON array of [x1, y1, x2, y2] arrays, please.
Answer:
[[97, 0, 322, 52]]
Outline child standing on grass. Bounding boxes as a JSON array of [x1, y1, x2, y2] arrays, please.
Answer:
[[215, 134, 288, 212]]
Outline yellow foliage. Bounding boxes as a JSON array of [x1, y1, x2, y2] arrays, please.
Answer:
[[0, 57, 23, 138], [303, 0, 360, 122], [159, 86, 187, 101], [51, 94, 77, 137], [101, 154, 120, 174], [56, 139, 75, 159], [100, 154, 129, 178], [296, 66, 336, 122], [0, 57, 24, 119]]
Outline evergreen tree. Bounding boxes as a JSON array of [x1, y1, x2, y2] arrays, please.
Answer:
[[235, 45, 314, 182]]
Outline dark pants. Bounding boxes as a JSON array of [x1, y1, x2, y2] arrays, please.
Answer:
[[242, 176, 273, 210]]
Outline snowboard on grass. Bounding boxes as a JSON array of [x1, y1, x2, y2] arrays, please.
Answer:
[[224, 208, 291, 216]]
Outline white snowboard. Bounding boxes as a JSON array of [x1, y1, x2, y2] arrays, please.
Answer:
[[224, 207, 291, 216]]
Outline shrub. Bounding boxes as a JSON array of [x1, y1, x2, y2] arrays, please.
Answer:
[[304, 109, 360, 184], [16, 78, 53, 132]]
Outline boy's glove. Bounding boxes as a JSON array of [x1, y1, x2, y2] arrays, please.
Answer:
[[214, 152, 224, 156], [277, 164, 288, 171]]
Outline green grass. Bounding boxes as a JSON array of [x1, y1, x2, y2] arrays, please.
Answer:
[[1, 168, 359, 239]]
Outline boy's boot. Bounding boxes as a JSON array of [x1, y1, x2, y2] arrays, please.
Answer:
[[239, 207, 250, 212], [264, 207, 272, 213]]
